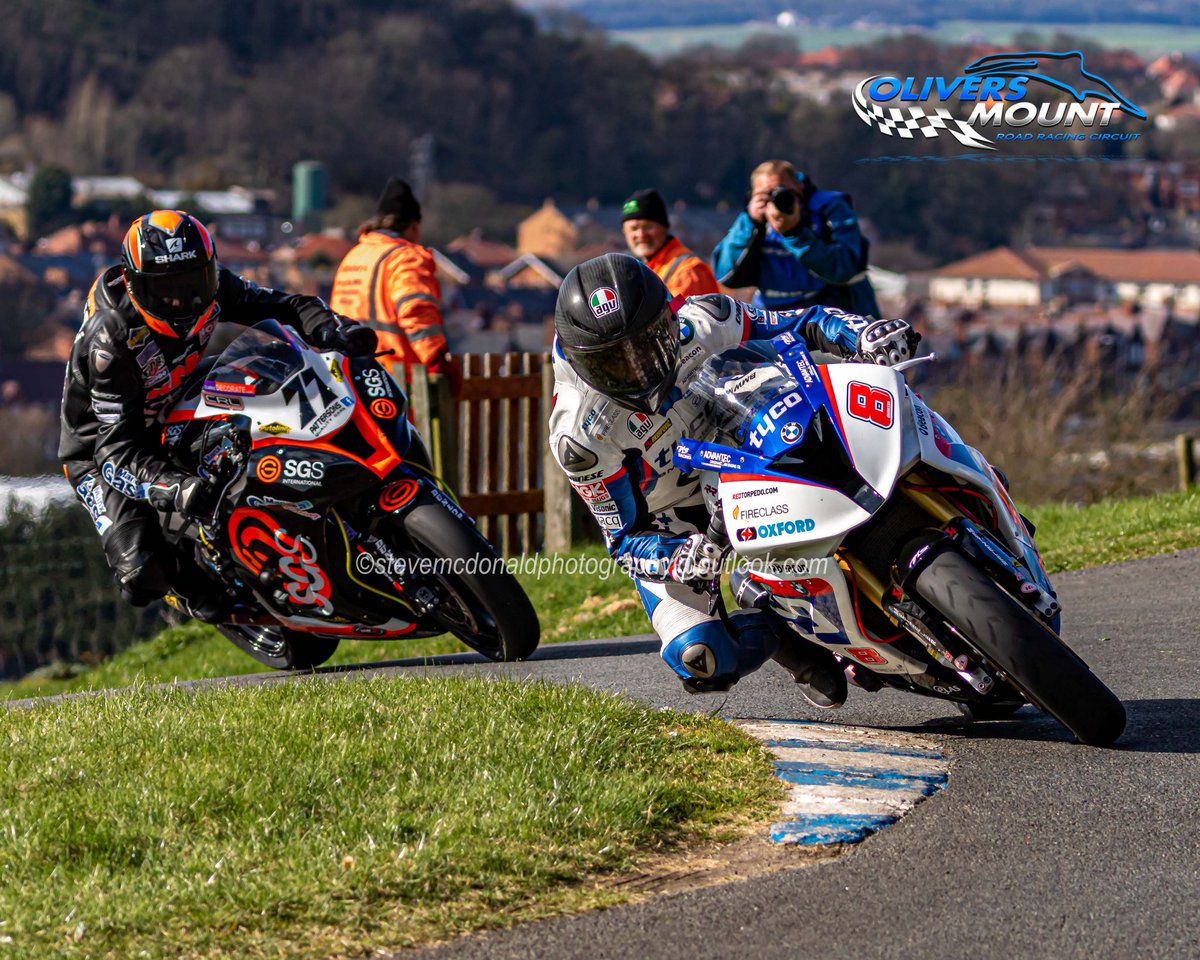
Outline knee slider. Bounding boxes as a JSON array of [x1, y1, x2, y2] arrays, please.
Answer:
[[663, 621, 738, 681]]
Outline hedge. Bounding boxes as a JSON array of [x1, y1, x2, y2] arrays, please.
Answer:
[[0, 501, 161, 679]]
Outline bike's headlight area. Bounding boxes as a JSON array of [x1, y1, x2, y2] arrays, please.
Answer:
[[770, 408, 886, 514]]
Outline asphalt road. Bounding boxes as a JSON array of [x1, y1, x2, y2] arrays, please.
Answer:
[[350, 549, 1200, 960]]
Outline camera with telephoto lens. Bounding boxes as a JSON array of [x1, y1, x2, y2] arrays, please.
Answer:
[[768, 186, 798, 215]]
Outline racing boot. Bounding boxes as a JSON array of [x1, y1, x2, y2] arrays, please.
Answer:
[[729, 569, 847, 708], [163, 587, 231, 625], [772, 633, 847, 709], [164, 555, 232, 625], [680, 673, 738, 695]]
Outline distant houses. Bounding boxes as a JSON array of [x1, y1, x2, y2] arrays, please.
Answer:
[[930, 245, 1200, 316]]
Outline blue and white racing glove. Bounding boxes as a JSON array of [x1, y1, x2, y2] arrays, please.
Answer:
[[667, 534, 726, 586], [856, 319, 921, 367]]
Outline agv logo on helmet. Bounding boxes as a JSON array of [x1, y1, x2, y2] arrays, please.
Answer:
[[589, 287, 620, 319]]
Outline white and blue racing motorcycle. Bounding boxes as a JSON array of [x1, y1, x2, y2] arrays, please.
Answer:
[[675, 333, 1125, 747]]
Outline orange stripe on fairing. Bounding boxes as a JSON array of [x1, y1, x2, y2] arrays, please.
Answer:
[[349, 387, 403, 477], [250, 435, 399, 479], [148, 210, 184, 231], [286, 621, 416, 637], [250, 376, 402, 480]]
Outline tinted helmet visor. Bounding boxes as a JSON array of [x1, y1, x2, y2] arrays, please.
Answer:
[[128, 258, 218, 323], [565, 305, 679, 412]]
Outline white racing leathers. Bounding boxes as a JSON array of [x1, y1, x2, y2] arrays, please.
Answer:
[[549, 294, 867, 686]]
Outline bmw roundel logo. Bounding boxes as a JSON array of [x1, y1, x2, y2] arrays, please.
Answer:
[[781, 421, 803, 444], [679, 320, 694, 344]]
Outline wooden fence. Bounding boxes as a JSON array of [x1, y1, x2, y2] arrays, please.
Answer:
[[401, 353, 588, 557]]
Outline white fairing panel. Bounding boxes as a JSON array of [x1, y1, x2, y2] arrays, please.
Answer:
[[722, 479, 867, 557], [749, 566, 929, 676], [719, 362, 911, 556], [821, 362, 906, 500], [194, 351, 356, 442]]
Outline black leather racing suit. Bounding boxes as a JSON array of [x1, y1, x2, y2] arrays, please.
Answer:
[[60, 265, 339, 605]]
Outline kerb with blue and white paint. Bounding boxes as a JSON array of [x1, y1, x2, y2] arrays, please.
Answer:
[[738, 720, 949, 845]]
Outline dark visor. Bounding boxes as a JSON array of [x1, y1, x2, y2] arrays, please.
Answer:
[[129, 259, 218, 321], [566, 306, 678, 400]]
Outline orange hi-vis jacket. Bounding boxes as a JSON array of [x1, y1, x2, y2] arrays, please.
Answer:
[[330, 230, 447, 373], [645, 234, 719, 299]]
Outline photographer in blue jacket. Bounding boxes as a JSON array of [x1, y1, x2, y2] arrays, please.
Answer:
[[712, 159, 880, 319]]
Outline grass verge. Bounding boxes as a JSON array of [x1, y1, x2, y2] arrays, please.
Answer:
[[1026, 489, 1200, 574], [0, 675, 779, 959], [2, 543, 643, 699]]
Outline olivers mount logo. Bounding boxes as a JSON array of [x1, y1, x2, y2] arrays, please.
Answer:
[[853, 50, 1146, 152]]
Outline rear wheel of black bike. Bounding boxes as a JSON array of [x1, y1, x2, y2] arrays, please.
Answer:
[[216, 624, 340, 671]]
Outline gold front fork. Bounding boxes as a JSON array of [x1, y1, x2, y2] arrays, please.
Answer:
[[836, 476, 964, 626]]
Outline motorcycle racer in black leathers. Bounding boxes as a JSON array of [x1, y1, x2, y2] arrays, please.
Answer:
[[59, 210, 377, 619], [549, 253, 918, 705]]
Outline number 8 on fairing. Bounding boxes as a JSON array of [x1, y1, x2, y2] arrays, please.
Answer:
[[847, 381, 894, 428]]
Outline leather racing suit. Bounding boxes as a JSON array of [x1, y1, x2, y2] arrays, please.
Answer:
[[60, 264, 341, 605], [548, 293, 868, 688]]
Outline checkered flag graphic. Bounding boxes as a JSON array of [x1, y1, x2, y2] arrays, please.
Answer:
[[853, 77, 996, 152]]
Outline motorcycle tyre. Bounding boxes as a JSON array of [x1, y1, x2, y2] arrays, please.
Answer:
[[216, 624, 340, 671], [912, 547, 1125, 747], [396, 501, 540, 662]]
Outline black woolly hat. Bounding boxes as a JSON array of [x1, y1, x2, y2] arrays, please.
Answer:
[[621, 188, 669, 227], [376, 177, 421, 222]]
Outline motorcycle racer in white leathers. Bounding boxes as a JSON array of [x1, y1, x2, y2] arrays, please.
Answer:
[[549, 253, 918, 703]]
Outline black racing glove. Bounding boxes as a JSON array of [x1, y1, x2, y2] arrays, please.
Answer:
[[146, 474, 222, 520], [312, 316, 378, 357]]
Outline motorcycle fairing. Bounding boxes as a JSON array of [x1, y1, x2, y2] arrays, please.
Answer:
[[813, 362, 905, 503], [907, 393, 1052, 594], [228, 506, 337, 619], [748, 566, 929, 676], [197, 333, 356, 444], [225, 504, 418, 636]]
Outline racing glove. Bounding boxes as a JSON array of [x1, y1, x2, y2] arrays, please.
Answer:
[[312, 316, 379, 357], [856, 318, 921, 367], [667, 533, 726, 587], [146, 474, 222, 520]]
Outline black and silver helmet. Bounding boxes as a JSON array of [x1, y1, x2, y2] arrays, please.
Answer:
[[554, 253, 679, 415]]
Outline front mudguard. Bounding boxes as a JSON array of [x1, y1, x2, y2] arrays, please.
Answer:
[[892, 519, 1061, 634]]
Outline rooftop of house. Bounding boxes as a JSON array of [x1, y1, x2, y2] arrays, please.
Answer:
[[935, 245, 1200, 286]]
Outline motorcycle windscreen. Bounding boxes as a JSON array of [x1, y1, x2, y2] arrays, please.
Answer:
[[689, 347, 798, 444], [205, 319, 304, 397]]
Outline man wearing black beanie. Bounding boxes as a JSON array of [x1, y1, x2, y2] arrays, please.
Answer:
[[621, 188, 718, 299], [332, 177, 461, 393]]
